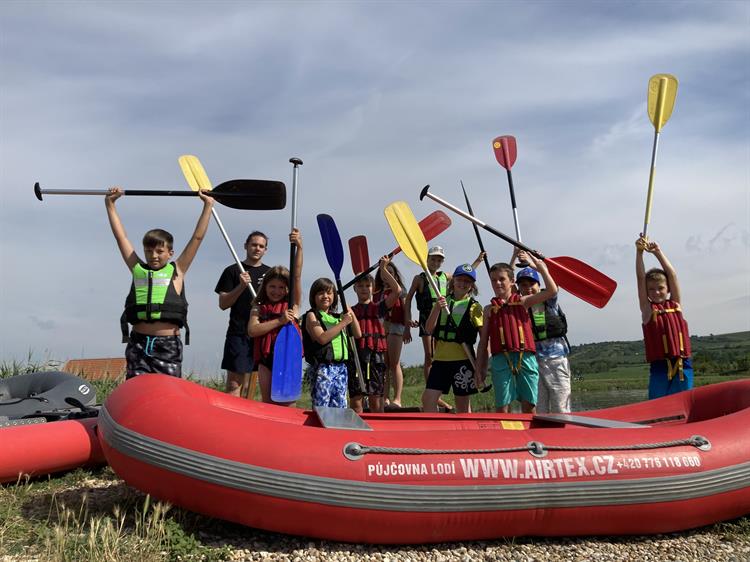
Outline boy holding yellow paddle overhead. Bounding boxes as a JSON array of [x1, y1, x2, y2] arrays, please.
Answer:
[[635, 236, 693, 398]]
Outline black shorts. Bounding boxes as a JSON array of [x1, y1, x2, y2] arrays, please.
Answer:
[[221, 334, 255, 373], [347, 349, 386, 397], [426, 359, 478, 397], [126, 331, 183, 379]]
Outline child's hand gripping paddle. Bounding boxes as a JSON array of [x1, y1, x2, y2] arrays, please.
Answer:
[[35, 180, 286, 211], [643, 74, 678, 239], [348, 235, 370, 275], [384, 201, 477, 370], [271, 158, 305, 403], [342, 211, 452, 290], [316, 214, 367, 395], [420, 186, 617, 308]]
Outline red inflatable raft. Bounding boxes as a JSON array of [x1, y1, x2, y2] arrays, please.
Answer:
[[99, 375, 750, 544], [1, 417, 104, 483]]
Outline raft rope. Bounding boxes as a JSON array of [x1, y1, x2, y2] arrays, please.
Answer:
[[343, 435, 711, 460]]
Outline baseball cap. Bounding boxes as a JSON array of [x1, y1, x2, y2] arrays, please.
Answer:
[[453, 263, 477, 281], [428, 246, 445, 258], [516, 267, 540, 284]]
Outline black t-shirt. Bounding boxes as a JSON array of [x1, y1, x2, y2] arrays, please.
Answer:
[[214, 263, 271, 336]]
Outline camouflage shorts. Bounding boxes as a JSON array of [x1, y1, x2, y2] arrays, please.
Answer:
[[125, 331, 183, 379], [347, 349, 386, 397]]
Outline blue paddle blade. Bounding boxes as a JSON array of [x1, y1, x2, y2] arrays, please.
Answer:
[[316, 214, 344, 278], [271, 323, 303, 402]]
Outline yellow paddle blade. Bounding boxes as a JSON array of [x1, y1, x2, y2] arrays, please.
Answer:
[[384, 201, 428, 271], [178, 154, 213, 191], [647, 74, 678, 133]]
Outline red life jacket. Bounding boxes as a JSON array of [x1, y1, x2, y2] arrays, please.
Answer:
[[642, 300, 691, 362], [352, 301, 387, 352], [253, 301, 290, 362], [376, 289, 405, 324], [488, 294, 536, 355]]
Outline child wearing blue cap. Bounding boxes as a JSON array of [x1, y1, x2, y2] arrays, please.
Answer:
[[476, 251, 558, 413], [421, 264, 483, 413], [515, 265, 572, 413]]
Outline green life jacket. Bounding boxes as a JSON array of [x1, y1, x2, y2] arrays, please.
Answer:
[[415, 271, 448, 313], [121, 262, 189, 344], [529, 300, 567, 342], [301, 309, 348, 364], [434, 296, 479, 345]]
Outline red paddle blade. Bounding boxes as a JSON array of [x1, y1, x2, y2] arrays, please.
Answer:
[[390, 210, 452, 256], [492, 135, 517, 170], [348, 235, 370, 275], [545, 256, 617, 309]]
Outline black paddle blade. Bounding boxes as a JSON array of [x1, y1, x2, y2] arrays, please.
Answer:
[[212, 179, 286, 210]]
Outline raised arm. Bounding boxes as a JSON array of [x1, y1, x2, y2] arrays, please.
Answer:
[[174, 190, 214, 275], [378, 256, 401, 309], [471, 250, 487, 271], [635, 235, 652, 323], [518, 251, 558, 308], [105, 187, 139, 270]]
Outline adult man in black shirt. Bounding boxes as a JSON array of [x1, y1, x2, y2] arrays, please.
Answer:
[[214, 231, 270, 396]]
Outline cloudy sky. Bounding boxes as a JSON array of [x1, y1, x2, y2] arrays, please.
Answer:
[[1, 1, 748, 378]]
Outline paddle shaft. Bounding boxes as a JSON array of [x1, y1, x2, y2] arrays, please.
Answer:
[[642, 131, 661, 238], [342, 246, 399, 291], [212, 206, 257, 298], [421, 187, 545, 259], [288, 158, 302, 307], [460, 181, 491, 277], [35, 187, 246, 199], [176, 157, 256, 298], [335, 277, 367, 393]]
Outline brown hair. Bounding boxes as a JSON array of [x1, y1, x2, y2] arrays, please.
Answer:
[[309, 277, 339, 311], [245, 231, 268, 246], [448, 276, 479, 297], [142, 229, 173, 250], [645, 268, 668, 285], [489, 262, 514, 279], [253, 265, 290, 306]]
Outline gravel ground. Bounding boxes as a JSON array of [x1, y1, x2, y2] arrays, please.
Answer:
[[203, 527, 750, 562], [6, 477, 749, 562]]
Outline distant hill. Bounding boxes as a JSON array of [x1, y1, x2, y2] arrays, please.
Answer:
[[569, 331, 749, 378]]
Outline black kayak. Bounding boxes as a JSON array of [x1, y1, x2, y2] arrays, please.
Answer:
[[0, 371, 98, 421]]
